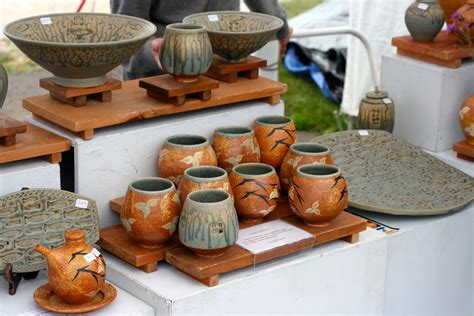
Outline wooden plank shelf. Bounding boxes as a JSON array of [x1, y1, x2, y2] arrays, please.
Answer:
[[453, 140, 474, 162], [23, 76, 287, 140], [206, 56, 267, 83]]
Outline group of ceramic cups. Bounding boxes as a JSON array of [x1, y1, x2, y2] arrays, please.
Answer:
[[120, 115, 348, 258]]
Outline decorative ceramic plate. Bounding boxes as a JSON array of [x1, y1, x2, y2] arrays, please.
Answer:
[[316, 130, 474, 215], [0, 189, 99, 273]]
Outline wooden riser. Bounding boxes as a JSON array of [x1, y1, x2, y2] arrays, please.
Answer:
[[0, 115, 27, 147], [206, 56, 267, 83], [453, 140, 474, 162]]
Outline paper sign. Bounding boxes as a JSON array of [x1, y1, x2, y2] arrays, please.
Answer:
[[359, 130, 369, 136], [84, 252, 96, 263], [40, 17, 52, 25], [92, 248, 101, 257], [418, 3, 429, 10], [236, 220, 313, 254], [208, 14, 219, 22], [75, 199, 89, 209], [383, 98, 392, 104]]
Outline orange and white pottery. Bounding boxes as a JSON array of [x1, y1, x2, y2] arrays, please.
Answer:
[[121, 177, 181, 248], [289, 164, 347, 227], [460, 95, 474, 145]]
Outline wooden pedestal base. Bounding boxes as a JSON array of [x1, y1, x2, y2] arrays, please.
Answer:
[[139, 75, 219, 106], [0, 115, 27, 146], [166, 209, 367, 287], [206, 56, 267, 83], [40, 78, 122, 107], [453, 140, 474, 161], [392, 33, 472, 69]]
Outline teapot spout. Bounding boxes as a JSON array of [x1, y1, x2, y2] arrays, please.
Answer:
[[34, 244, 52, 258]]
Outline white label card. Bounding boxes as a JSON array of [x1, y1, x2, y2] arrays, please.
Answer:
[[75, 199, 89, 209], [236, 220, 313, 254], [84, 252, 96, 263], [383, 98, 392, 104], [92, 248, 101, 257], [40, 17, 52, 25], [418, 3, 429, 10], [208, 14, 219, 22], [359, 130, 369, 136]]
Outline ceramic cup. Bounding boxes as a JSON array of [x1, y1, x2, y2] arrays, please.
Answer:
[[254, 116, 297, 169], [228, 163, 280, 223], [157, 134, 217, 185], [289, 164, 347, 227], [121, 177, 181, 248], [280, 143, 334, 192], [460, 95, 474, 145], [405, 0, 445, 42], [179, 189, 239, 258], [177, 166, 233, 204], [212, 126, 261, 172], [159, 23, 213, 83]]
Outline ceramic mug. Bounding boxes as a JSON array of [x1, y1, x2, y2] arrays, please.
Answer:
[[157, 134, 217, 185], [228, 163, 280, 223], [289, 164, 347, 227], [280, 143, 334, 192], [177, 166, 233, 204], [212, 126, 260, 172], [121, 177, 181, 248], [254, 116, 297, 169], [179, 189, 239, 258]]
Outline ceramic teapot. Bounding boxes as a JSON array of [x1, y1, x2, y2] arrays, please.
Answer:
[[34, 229, 106, 305]]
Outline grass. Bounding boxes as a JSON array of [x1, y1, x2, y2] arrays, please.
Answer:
[[0, 39, 38, 74]]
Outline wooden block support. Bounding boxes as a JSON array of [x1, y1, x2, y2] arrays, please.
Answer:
[[0, 115, 27, 147], [453, 140, 474, 162], [40, 78, 122, 107], [206, 56, 267, 83]]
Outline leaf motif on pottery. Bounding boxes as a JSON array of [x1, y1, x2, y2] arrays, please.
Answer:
[[460, 106, 470, 120], [258, 209, 271, 216], [288, 156, 303, 168], [225, 154, 244, 166], [254, 146, 261, 156], [269, 187, 279, 200], [223, 182, 230, 191], [172, 190, 181, 205], [162, 216, 179, 233], [241, 138, 255, 151], [134, 199, 158, 219], [158, 149, 169, 164], [305, 201, 320, 215], [168, 175, 182, 185], [465, 124, 474, 137], [160, 195, 172, 218], [121, 217, 136, 232], [180, 151, 204, 166], [288, 187, 295, 200]]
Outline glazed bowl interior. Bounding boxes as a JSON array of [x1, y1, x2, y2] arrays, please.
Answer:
[[167, 135, 207, 146], [183, 11, 283, 62], [234, 163, 273, 176], [215, 126, 253, 135], [298, 164, 339, 177], [256, 116, 292, 126], [167, 23, 204, 32], [186, 166, 225, 179], [189, 189, 229, 203], [292, 143, 329, 154], [131, 178, 173, 192]]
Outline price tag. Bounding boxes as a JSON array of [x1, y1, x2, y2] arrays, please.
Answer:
[[418, 3, 429, 10], [359, 130, 369, 136], [383, 98, 392, 104], [40, 17, 52, 25], [75, 199, 89, 209], [208, 14, 219, 22], [84, 252, 96, 263], [92, 248, 101, 257]]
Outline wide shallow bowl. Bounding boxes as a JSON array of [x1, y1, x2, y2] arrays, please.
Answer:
[[183, 11, 283, 62], [3, 13, 156, 87]]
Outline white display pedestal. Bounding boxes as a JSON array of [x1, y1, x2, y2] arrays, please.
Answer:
[[0, 270, 155, 316], [28, 101, 284, 227], [0, 159, 60, 196], [380, 53, 473, 152], [428, 149, 474, 177]]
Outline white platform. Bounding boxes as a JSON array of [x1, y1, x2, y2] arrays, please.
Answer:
[[28, 101, 284, 227], [380, 53, 473, 152], [0, 270, 154, 316], [0, 159, 60, 196]]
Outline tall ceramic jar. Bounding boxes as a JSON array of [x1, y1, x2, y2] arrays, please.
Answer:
[[228, 163, 280, 223], [121, 177, 181, 248], [212, 126, 260, 172], [405, 0, 445, 42], [157, 134, 217, 185], [460, 95, 474, 145], [254, 116, 297, 169], [289, 164, 348, 227], [358, 90, 395, 133], [177, 166, 233, 204], [179, 189, 239, 258], [159, 23, 213, 83], [280, 143, 334, 192]]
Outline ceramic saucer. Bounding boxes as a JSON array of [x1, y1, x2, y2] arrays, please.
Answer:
[[33, 282, 117, 314]]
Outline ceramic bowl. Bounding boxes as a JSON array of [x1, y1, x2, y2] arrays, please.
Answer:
[[3, 13, 156, 87], [183, 11, 283, 62]]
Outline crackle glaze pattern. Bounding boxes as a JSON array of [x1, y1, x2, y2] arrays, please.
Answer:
[[0, 189, 99, 274], [405, 1, 445, 42], [460, 95, 474, 145], [183, 11, 283, 62], [316, 130, 474, 215]]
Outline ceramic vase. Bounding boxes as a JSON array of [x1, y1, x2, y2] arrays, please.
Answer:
[[405, 0, 445, 42], [460, 95, 474, 145], [228, 163, 280, 223], [289, 164, 347, 227], [254, 116, 297, 169], [157, 134, 218, 185], [358, 90, 395, 132], [34, 230, 106, 305], [179, 189, 238, 258], [121, 177, 181, 248], [177, 166, 233, 204], [0, 64, 8, 109], [280, 143, 334, 192], [212, 126, 261, 172], [458, 0, 474, 23], [439, 0, 467, 23], [159, 23, 213, 83]]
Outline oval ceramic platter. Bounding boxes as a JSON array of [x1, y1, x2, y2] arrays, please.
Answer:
[[0, 189, 99, 273], [316, 130, 474, 215]]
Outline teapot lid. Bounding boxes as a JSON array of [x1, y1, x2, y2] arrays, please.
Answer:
[[365, 90, 389, 99], [64, 229, 85, 242]]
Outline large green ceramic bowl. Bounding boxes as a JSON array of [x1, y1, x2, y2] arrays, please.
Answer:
[[3, 13, 156, 87], [183, 11, 283, 63]]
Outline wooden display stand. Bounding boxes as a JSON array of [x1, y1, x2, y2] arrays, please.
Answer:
[[0, 115, 27, 146], [0, 122, 70, 164], [39, 78, 122, 107], [139, 75, 219, 106], [166, 208, 367, 287], [206, 56, 267, 83], [392, 33, 473, 69], [453, 140, 474, 161], [24, 76, 287, 140]]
